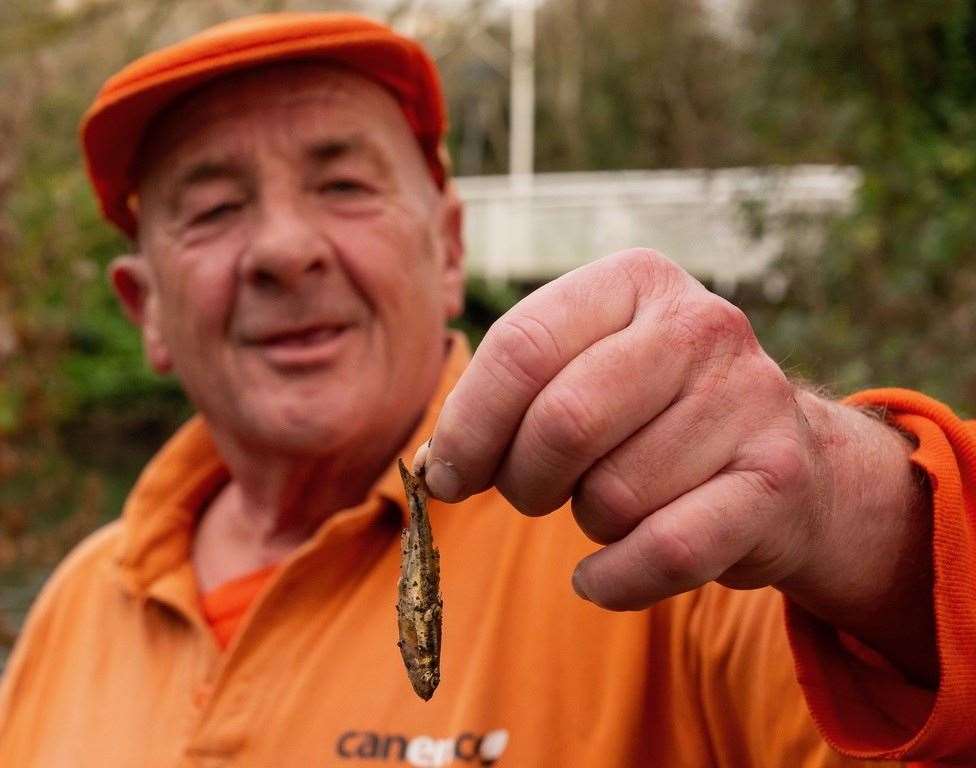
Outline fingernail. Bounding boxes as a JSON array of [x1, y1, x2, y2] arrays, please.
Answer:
[[424, 458, 464, 502], [411, 439, 431, 474], [572, 568, 591, 602]]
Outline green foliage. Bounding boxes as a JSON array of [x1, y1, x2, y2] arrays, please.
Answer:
[[0, 1, 193, 642], [744, 0, 976, 410], [533, 0, 757, 171]]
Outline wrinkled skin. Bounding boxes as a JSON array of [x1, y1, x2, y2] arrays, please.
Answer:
[[421, 248, 936, 685], [110, 63, 464, 587]]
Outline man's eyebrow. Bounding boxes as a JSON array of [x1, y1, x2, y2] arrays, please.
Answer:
[[174, 160, 243, 191], [161, 159, 244, 215], [306, 137, 391, 175]]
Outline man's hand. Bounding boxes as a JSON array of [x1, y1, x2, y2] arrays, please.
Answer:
[[419, 249, 935, 682], [422, 247, 828, 607]]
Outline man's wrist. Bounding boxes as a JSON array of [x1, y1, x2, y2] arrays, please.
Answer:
[[778, 389, 938, 686]]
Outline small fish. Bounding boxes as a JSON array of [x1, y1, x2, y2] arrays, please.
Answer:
[[396, 459, 442, 701]]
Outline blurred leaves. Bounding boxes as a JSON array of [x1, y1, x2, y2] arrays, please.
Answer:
[[743, 0, 976, 407], [0, 0, 194, 650]]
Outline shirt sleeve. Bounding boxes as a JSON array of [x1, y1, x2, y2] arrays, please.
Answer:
[[785, 388, 976, 763]]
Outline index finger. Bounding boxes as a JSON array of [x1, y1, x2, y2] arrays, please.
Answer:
[[421, 249, 673, 502]]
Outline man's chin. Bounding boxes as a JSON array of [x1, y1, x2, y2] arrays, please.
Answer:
[[236, 427, 341, 459], [222, 400, 361, 456]]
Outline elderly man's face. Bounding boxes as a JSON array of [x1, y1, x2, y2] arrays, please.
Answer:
[[112, 64, 463, 457]]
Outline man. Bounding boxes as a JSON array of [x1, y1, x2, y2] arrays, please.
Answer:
[[0, 12, 973, 767]]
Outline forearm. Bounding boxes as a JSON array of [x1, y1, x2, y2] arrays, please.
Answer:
[[777, 389, 937, 688]]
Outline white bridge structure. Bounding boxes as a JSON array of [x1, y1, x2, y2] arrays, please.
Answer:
[[455, 165, 861, 293]]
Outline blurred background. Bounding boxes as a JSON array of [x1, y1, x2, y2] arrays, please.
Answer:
[[0, 0, 974, 660]]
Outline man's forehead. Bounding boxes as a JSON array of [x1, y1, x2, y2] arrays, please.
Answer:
[[138, 62, 407, 170]]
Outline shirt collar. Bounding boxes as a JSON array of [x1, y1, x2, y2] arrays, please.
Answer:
[[113, 331, 472, 595]]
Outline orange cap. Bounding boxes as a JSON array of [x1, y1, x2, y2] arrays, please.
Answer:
[[80, 13, 448, 239]]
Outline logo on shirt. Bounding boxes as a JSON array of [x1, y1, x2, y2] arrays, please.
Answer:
[[335, 728, 509, 766]]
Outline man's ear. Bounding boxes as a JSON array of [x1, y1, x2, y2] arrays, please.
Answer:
[[108, 255, 173, 374], [438, 182, 465, 321]]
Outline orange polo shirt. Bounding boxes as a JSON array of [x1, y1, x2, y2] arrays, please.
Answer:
[[1, 338, 974, 767]]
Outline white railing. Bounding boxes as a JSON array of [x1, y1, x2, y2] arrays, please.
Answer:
[[455, 166, 861, 288]]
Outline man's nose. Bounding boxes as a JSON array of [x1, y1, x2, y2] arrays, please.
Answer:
[[242, 204, 333, 291]]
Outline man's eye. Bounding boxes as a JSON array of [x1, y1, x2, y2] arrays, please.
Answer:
[[318, 179, 372, 195], [190, 202, 242, 226]]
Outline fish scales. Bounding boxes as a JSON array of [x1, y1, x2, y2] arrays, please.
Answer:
[[396, 459, 442, 701]]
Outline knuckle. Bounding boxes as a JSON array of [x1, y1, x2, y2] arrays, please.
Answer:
[[716, 299, 753, 341], [616, 247, 666, 279], [575, 463, 648, 541], [612, 248, 691, 300], [635, 524, 701, 587], [749, 438, 811, 498], [482, 313, 559, 392], [672, 299, 770, 402], [533, 384, 606, 460], [670, 296, 756, 356]]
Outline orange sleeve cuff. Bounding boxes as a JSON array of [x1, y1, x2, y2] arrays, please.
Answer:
[[785, 388, 976, 763]]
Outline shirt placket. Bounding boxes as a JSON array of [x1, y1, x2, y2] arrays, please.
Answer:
[[175, 496, 397, 766]]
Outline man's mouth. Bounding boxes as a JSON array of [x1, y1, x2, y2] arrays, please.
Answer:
[[245, 323, 351, 368]]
